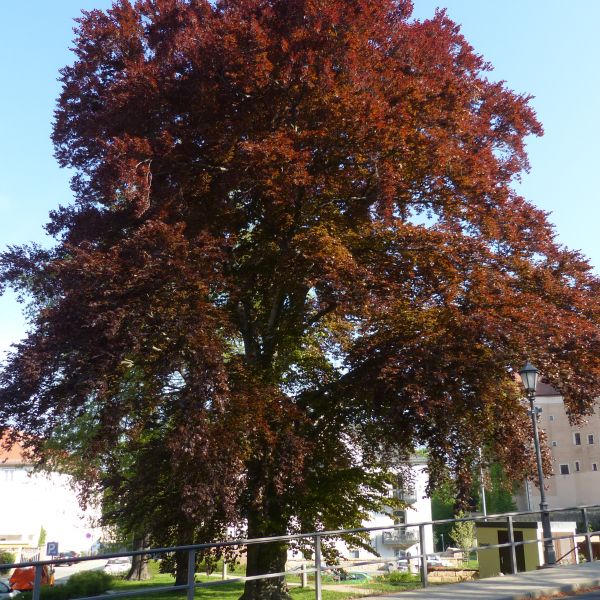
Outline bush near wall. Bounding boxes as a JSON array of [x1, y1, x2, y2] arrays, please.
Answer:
[[386, 571, 420, 585], [0, 552, 16, 575]]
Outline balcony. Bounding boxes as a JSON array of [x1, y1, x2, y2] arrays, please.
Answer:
[[381, 530, 419, 546], [391, 488, 417, 504]]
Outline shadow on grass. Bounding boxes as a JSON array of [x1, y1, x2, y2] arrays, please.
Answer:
[[112, 576, 363, 600]]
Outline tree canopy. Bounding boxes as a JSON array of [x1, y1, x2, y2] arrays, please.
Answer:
[[2, 1, 600, 598]]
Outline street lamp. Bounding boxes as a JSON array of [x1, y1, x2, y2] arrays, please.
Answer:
[[519, 361, 557, 566]]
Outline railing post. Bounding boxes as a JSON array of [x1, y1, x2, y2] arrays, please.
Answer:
[[301, 563, 307, 588], [187, 550, 196, 600], [314, 535, 322, 600], [419, 524, 428, 588], [507, 516, 517, 575], [32, 564, 43, 600], [582, 507, 594, 562]]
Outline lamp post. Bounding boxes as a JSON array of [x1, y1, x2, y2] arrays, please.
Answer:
[[519, 361, 556, 566], [479, 447, 487, 520]]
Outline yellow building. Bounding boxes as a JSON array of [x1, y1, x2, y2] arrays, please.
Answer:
[[476, 521, 576, 578]]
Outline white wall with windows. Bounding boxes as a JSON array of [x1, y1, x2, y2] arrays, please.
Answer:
[[0, 443, 101, 556], [286, 457, 434, 570]]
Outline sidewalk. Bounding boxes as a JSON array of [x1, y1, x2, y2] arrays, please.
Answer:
[[366, 561, 600, 600]]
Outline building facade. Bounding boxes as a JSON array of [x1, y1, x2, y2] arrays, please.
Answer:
[[0, 436, 101, 559], [364, 456, 434, 562], [514, 383, 600, 511], [287, 456, 434, 570]]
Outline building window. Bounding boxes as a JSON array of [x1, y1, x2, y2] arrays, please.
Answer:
[[350, 550, 360, 559], [589, 435, 595, 445], [552, 441, 558, 447], [575, 461, 581, 472], [392, 510, 406, 523], [593, 463, 598, 472], [574, 433, 582, 445], [560, 464, 570, 475], [549, 415, 555, 421]]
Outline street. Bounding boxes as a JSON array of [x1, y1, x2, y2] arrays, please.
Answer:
[[52, 560, 108, 584]]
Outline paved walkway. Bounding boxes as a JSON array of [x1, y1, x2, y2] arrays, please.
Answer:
[[365, 561, 600, 600]]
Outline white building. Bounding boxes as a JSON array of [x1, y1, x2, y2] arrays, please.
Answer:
[[0, 436, 102, 559], [352, 456, 434, 565], [287, 456, 434, 571]]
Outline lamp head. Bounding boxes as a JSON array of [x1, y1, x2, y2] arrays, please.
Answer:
[[519, 362, 539, 395]]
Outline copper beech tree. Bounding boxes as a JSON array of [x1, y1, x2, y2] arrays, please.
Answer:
[[2, 0, 600, 598]]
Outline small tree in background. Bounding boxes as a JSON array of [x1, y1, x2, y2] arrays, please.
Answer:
[[38, 526, 47, 548], [450, 512, 476, 565]]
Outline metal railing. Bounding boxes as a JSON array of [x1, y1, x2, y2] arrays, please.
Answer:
[[2, 504, 600, 600]]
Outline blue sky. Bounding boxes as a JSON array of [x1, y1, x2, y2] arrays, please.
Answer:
[[1, 1, 599, 357]]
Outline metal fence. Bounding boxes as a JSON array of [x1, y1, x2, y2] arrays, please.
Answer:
[[2, 504, 600, 600]]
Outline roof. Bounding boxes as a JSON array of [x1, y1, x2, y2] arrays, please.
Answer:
[[0, 433, 30, 466], [536, 381, 562, 397]]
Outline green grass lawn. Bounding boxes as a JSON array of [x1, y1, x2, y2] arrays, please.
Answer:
[[111, 571, 362, 600], [19, 560, 427, 600], [107, 560, 427, 600]]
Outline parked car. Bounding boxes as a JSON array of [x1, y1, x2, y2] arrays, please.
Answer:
[[395, 558, 410, 571], [344, 572, 371, 581], [103, 558, 132, 575], [57, 552, 78, 566], [0, 580, 19, 599], [426, 554, 452, 568], [392, 554, 451, 571]]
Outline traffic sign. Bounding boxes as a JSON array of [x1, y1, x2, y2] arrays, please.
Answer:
[[46, 542, 59, 556]]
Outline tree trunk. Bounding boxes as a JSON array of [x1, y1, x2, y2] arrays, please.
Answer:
[[172, 520, 195, 586], [126, 534, 151, 581], [239, 508, 291, 600], [174, 549, 190, 586], [239, 539, 290, 600]]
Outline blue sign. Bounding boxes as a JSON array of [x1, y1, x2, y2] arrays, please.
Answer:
[[46, 542, 59, 556]]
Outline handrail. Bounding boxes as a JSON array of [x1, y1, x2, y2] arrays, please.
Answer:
[[1, 503, 599, 600]]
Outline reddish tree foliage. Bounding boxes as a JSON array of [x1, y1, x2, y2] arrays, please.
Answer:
[[2, 1, 600, 599]]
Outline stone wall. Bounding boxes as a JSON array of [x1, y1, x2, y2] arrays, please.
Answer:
[[427, 567, 478, 583]]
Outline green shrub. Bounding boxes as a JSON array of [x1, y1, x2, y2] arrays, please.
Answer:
[[25, 570, 115, 600], [35, 585, 69, 600], [387, 570, 419, 585], [64, 571, 113, 597], [0, 552, 16, 575]]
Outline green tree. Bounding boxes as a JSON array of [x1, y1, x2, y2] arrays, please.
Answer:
[[0, 552, 15, 575], [431, 481, 456, 552], [3, 2, 600, 600], [479, 463, 517, 515], [450, 512, 476, 564], [432, 461, 517, 551], [38, 526, 47, 548]]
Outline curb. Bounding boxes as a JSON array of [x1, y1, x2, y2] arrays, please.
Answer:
[[509, 577, 600, 599]]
